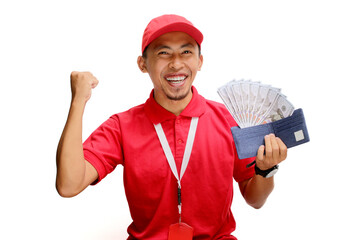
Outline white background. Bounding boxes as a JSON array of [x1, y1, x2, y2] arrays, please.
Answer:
[[1, 0, 359, 239]]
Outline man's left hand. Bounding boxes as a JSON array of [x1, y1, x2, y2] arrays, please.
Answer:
[[256, 134, 287, 170]]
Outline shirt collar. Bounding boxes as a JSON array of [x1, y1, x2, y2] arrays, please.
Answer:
[[144, 86, 206, 124]]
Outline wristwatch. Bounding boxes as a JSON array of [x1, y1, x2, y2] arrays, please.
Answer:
[[255, 164, 279, 178]]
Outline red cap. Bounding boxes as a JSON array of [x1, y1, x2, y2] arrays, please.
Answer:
[[141, 14, 203, 53]]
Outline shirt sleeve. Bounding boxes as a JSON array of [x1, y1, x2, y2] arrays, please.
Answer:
[[83, 115, 123, 185], [233, 153, 255, 183]]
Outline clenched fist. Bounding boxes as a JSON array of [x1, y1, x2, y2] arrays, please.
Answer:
[[70, 71, 99, 103]]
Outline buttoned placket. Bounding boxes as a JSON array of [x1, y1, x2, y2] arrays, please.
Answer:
[[174, 116, 186, 176]]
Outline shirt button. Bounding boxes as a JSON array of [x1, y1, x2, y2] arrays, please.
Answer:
[[176, 119, 181, 124], [177, 139, 183, 144]]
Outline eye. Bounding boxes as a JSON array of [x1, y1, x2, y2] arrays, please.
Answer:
[[182, 50, 192, 54], [158, 51, 168, 55]]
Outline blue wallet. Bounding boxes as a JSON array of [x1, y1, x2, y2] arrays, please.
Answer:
[[231, 108, 310, 162]]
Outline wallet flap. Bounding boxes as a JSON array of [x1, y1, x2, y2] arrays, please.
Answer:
[[231, 124, 273, 159], [272, 108, 310, 148]]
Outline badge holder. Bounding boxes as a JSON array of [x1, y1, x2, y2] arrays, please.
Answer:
[[168, 185, 193, 240], [168, 222, 194, 240]]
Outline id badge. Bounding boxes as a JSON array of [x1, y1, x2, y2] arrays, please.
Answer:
[[168, 222, 193, 240]]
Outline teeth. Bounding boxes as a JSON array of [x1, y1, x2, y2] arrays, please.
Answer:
[[166, 76, 186, 81]]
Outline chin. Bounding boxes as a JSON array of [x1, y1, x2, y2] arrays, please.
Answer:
[[165, 88, 192, 101]]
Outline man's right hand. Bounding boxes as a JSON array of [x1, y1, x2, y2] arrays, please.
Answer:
[[70, 71, 99, 103], [56, 71, 99, 197]]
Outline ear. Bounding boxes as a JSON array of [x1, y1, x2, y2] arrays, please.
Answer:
[[198, 54, 203, 71], [137, 56, 148, 73]]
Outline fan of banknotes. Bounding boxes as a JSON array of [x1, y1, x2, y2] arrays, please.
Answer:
[[218, 79, 295, 128]]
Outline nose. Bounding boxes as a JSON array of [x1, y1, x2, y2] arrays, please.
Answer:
[[168, 55, 184, 70]]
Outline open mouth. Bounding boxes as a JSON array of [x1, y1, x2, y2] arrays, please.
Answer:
[[164, 74, 188, 86]]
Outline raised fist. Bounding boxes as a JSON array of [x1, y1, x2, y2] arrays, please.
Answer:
[[70, 71, 99, 103]]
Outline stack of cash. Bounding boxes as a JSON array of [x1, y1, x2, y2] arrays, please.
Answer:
[[218, 80, 295, 128]]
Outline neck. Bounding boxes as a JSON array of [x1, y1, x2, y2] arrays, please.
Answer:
[[154, 91, 193, 116]]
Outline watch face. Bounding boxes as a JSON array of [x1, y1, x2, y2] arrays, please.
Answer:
[[266, 168, 278, 178]]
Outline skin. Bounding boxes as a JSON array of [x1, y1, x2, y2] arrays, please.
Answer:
[[56, 71, 99, 197], [56, 31, 287, 210], [137, 32, 203, 116], [239, 134, 287, 208]]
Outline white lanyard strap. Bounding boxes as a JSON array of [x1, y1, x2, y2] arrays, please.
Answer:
[[154, 117, 199, 187]]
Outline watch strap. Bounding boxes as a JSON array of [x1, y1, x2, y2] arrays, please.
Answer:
[[255, 164, 278, 178]]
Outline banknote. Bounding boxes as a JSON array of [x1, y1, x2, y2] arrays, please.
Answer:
[[218, 79, 294, 128]]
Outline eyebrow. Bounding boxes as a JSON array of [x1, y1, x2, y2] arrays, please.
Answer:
[[154, 43, 195, 51], [180, 43, 195, 49], [154, 45, 172, 51]]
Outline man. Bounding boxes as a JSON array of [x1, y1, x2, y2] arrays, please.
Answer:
[[56, 14, 287, 239]]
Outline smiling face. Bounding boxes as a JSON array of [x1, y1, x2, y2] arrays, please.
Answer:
[[138, 32, 203, 113]]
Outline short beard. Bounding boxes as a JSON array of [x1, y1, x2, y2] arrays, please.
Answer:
[[164, 87, 191, 101]]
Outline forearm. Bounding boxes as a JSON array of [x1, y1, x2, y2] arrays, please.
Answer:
[[56, 99, 87, 197], [242, 175, 274, 209], [240, 134, 287, 209]]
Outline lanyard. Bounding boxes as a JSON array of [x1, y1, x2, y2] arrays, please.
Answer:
[[154, 117, 199, 222]]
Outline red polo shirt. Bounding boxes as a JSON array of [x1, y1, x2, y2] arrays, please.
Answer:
[[83, 87, 255, 240]]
